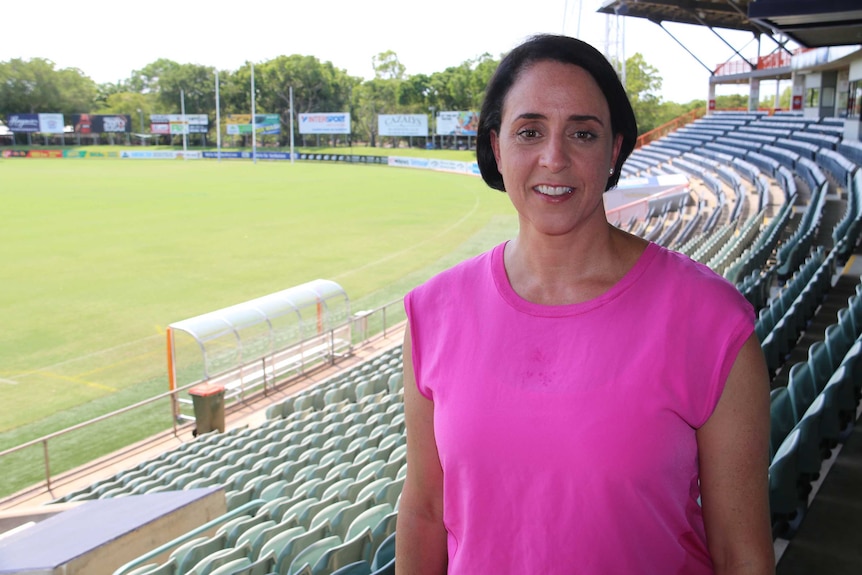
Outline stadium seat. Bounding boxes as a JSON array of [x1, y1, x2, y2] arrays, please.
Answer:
[[311, 529, 374, 574], [769, 429, 803, 537], [235, 520, 277, 558], [345, 504, 394, 543], [207, 557, 252, 575], [330, 561, 373, 575], [186, 543, 250, 575], [173, 533, 228, 574], [794, 394, 828, 480], [769, 387, 795, 459], [309, 500, 353, 531], [825, 324, 852, 370], [370, 532, 396, 574], [286, 535, 342, 575], [255, 526, 306, 565], [125, 559, 178, 575], [220, 553, 274, 575], [327, 497, 375, 541], [787, 363, 818, 422]]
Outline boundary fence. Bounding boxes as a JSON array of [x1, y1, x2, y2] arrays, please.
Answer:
[[0, 298, 404, 500]]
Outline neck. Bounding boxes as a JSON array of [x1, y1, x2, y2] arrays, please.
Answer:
[[504, 224, 646, 306]]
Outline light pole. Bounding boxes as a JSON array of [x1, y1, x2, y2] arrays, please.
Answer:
[[137, 109, 145, 146], [429, 106, 436, 149]]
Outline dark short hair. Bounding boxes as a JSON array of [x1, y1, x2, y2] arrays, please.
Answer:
[[476, 34, 638, 192]]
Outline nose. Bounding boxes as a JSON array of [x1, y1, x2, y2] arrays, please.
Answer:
[[538, 134, 570, 173]]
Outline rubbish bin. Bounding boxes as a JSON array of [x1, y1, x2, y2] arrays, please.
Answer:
[[189, 383, 225, 435]]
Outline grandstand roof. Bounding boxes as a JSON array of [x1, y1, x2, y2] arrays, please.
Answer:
[[598, 0, 862, 48]]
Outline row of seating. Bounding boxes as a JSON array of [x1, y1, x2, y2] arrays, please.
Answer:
[[760, 248, 837, 378], [768, 281, 862, 537], [51, 347, 406, 575]]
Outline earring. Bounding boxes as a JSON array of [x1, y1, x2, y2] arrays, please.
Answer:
[[609, 167, 615, 175]]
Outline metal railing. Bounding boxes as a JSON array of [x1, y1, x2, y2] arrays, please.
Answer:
[[0, 298, 405, 501]]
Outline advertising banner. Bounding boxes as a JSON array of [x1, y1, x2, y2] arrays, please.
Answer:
[[436, 111, 479, 136], [150, 114, 208, 134], [38, 114, 65, 133], [7, 114, 40, 133], [299, 113, 351, 134], [150, 114, 208, 125], [226, 114, 281, 135], [378, 114, 428, 137], [71, 114, 132, 133]]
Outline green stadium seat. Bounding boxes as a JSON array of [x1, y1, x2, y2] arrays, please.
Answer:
[[345, 504, 394, 543], [326, 496, 374, 541], [330, 561, 373, 575], [125, 558, 178, 575], [287, 535, 342, 575], [769, 428, 803, 538], [207, 557, 252, 575], [312, 529, 374, 574], [222, 553, 275, 575], [370, 532, 396, 574], [235, 519, 277, 557], [255, 526, 305, 564], [269, 525, 329, 574], [309, 499, 352, 531], [787, 362, 817, 422], [187, 543, 250, 575]]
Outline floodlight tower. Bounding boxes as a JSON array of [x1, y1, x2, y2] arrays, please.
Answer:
[[604, 7, 627, 89]]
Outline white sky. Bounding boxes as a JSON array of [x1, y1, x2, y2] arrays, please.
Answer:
[[2, 0, 783, 105]]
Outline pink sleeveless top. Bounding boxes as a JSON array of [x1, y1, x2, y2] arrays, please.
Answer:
[[405, 242, 754, 574]]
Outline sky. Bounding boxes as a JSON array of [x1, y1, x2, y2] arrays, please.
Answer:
[[2, 0, 783, 105]]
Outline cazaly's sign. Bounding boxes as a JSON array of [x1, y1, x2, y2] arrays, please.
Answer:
[[378, 114, 428, 137]]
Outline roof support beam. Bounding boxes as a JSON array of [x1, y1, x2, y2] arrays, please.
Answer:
[[652, 19, 721, 75]]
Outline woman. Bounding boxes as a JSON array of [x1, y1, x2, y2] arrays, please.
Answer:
[[396, 35, 774, 574]]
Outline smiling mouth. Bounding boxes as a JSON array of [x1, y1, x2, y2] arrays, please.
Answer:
[[535, 185, 574, 197]]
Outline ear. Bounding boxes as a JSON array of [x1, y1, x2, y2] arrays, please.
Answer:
[[490, 129, 502, 171], [610, 133, 623, 171]]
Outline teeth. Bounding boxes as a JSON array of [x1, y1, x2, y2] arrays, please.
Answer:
[[535, 185, 573, 196]]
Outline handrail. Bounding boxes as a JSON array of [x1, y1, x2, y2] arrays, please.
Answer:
[[0, 298, 404, 500], [635, 108, 706, 150]]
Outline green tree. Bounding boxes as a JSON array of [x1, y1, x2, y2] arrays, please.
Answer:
[[372, 50, 406, 81], [255, 55, 354, 146], [623, 53, 663, 134], [0, 58, 97, 115]]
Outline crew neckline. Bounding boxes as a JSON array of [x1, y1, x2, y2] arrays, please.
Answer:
[[491, 241, 659, 317]]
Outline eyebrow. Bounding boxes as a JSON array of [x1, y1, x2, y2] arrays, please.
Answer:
[[515, 112, 605, 126]]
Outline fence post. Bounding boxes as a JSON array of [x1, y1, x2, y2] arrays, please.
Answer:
[[43, 439, 52, 493]]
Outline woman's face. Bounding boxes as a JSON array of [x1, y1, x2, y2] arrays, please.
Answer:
[[490, 60, 623, 239]]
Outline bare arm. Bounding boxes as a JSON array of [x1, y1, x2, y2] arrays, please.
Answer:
[[395, 324, 448, 574], [698, 334, 775, 574]]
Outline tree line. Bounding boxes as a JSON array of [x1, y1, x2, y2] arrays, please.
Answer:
[[0, 51, 726, 146]]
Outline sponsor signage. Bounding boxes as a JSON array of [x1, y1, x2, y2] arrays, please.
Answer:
[[119, 150, 202, 159], [299, 113, 351, 135], [150, 114, 209, 134], [71, 114, 131, 133], [436, 111, 479, 136], [39, 114, 65, 133], [150, 114, 208, 124], [7, 114, 40, 133], [8, 113, 64, 133], [378, 114, 428, 137], [389, 156, 480, 176], [226, 114, 280, 135]]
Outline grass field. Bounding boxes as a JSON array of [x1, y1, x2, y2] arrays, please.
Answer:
[[0, 153, 518, 497]]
